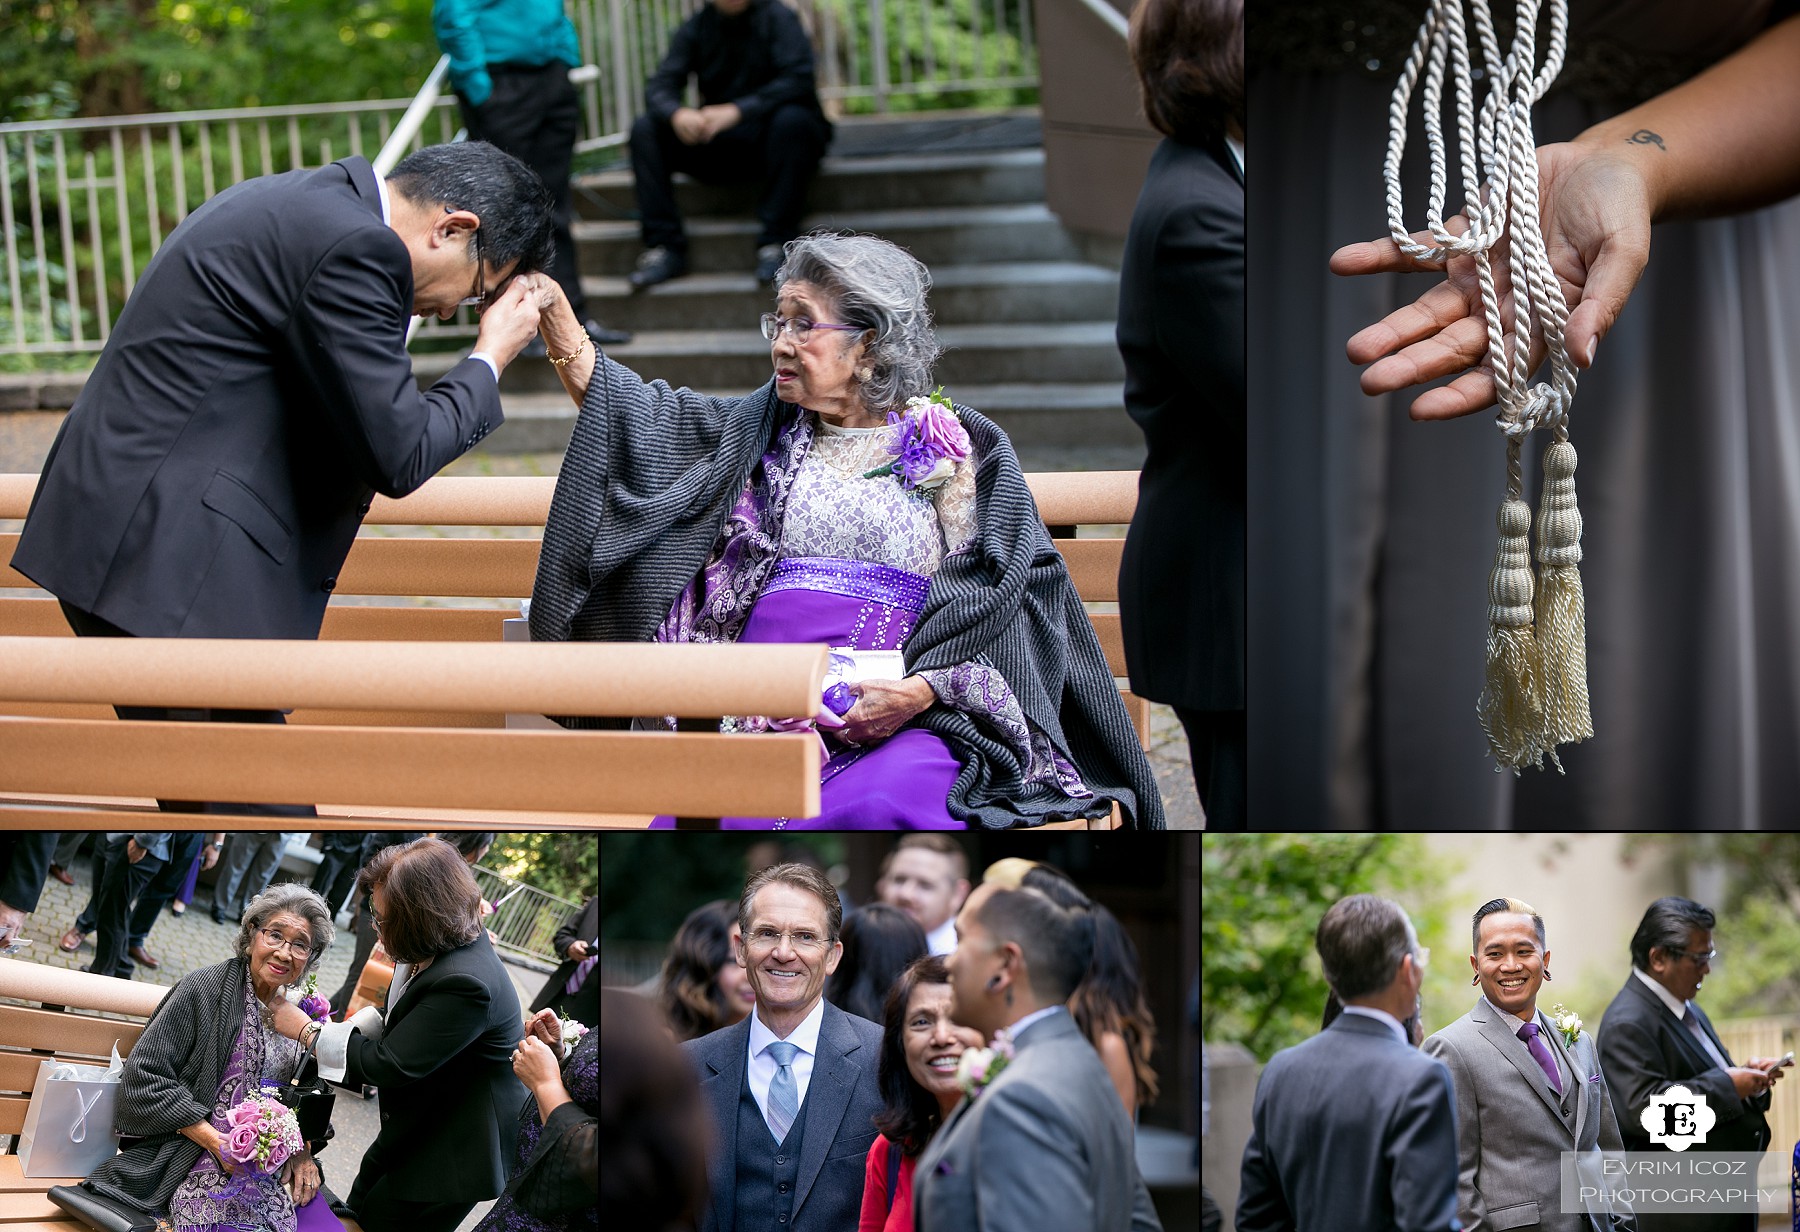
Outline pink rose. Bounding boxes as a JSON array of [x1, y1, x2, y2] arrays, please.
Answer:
[[912, 400, 970, 460], [225, 1103, 257, 1130], [224, 1124, 259, 1163]]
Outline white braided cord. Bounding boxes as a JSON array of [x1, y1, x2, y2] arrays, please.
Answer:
[[1384, 0, 1577, 468]]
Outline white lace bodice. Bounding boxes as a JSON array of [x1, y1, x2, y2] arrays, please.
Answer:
[[780, 417, 977, 573]]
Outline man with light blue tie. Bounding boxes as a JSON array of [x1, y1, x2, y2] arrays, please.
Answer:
[[684, 862, 884, 1232]]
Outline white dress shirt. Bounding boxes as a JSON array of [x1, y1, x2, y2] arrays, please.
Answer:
[[925, 916, 957, 957], [312, 957, 427, 1083], [1339, 1004, 1409, 1047], [998, 1003, 1066, 1044], [747, 996, 825, 1125], [1633, 966, 1732, 1072], [1226, 135, 1245, 177]]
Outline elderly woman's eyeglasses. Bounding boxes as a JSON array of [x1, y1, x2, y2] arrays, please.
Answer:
[[257, 928, 312, 957], [760, 313, 861, 344]]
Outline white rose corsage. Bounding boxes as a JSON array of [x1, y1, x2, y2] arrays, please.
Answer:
[[954, 1026, 1016, 1101], [1549, 1002, 1583, 1048]]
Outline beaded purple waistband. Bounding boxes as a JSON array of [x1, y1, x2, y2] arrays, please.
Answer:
[[763, 556, 932, 612]]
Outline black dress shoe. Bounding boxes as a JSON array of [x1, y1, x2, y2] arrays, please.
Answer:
[[210, 903, 227, 925], [626, 246, 686, 291], [584, 319, 633, 347], [755, 243, 784, 285]]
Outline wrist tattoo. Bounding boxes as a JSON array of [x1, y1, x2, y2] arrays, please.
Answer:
[[1627, 129, 1666, 152]]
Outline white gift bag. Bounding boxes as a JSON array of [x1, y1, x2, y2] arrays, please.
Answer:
[[18, 1046, 124, 1178]]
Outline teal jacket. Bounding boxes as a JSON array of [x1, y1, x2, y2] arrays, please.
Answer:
[[433, 0, 581, 108]]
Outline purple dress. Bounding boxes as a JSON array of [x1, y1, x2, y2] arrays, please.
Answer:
[[471, 1030, 598, 1232], [651, 418, 978, 829], [167, 982, 343, 1232]]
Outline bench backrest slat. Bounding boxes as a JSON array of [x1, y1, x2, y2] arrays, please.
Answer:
[[0, 718, 822, 817]]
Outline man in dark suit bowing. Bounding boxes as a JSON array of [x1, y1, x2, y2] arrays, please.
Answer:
[[12, 141, 553, 812], [1238, 894, 1459, 1232], [1598, 897, 1784, 1232], [1116, 0, 1245, 826], [684, 862, 883, 1232]]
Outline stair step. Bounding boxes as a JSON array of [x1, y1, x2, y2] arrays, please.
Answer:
[[576, 203, 1083, 276], [576, 146, 1048, 219], [584, 261, 1119, 331], [477, 384, 1137, 456]]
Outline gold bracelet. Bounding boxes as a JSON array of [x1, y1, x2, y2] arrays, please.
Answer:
[[546, 335, 590, 368]]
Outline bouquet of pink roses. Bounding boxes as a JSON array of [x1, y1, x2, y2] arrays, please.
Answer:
[[219, 1094, 302, 1176]]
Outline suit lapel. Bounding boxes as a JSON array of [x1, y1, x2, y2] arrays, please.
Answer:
[[1687, 1002, 1735, 1066], [1550, 1026, 1590, 1145], [790, 1003, 859, 1218], [1474, 1001, 1568, 1126]]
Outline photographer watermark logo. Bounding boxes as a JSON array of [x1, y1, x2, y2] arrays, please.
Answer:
[[1641, 1085, 1716, 1151]]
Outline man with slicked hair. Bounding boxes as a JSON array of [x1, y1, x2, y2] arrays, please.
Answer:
[[683, 862, 883, 1232], [1238, 893, 1458, 1232], [1424, 897, 1634, 1232], [1598, 896, 1781, 1231], [919, 881, 1162, 1232]]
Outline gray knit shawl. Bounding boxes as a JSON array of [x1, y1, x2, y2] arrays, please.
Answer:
[[528, 359, 1164, 827], [86, 957, 247, 1213]]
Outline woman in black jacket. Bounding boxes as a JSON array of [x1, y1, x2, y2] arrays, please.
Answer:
[[272, 838, 525, 1232]]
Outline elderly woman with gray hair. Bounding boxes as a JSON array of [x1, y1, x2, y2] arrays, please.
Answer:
[[84, 883, 346, 1231], [521, 231, 1163, 828]]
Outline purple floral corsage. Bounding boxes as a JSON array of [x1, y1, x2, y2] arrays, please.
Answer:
[[296, 971, 331, 1023], [862, 389, 970, 496]]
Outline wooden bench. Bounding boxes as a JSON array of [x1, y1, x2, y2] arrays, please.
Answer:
[[0, 471, 1144, 828], [0, 957, 367, 1232]]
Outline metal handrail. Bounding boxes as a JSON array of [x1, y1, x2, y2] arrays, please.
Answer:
[[468, 864, 587, 966], [1071, 0, 1129, 39], [374, 55, 455, 179]]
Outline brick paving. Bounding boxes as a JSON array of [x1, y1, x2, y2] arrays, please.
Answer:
[[5, 852, 566, 1231]]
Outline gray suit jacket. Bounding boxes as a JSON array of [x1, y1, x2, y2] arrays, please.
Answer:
[[1424, 999, 1636, 1232], [1238, 1013, 1459, 1232], [914, 1008, 1162, 1232], [683, 1000, 883, 1232]]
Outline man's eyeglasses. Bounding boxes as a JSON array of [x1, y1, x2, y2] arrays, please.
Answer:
[[746, 926, 832, 953], [451, 207, 490, 310], [759, 313, 862, 344], [1669, 947, 1719, 965], [257, 928, 312, 957]]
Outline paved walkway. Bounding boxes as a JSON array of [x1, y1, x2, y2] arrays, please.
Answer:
[[7, 855, 563, 1232]]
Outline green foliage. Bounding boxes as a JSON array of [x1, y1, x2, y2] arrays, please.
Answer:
[[1203, 834, 1461, 1063], [812, 0, 1038, 114], [487, 832, 599, 905], [600, 835, 847, 942]]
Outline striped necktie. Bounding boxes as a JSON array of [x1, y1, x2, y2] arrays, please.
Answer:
[[766, 1040, 800, 1142]]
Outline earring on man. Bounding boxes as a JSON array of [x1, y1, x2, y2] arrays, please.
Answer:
[[1471, 975, 1480, 986], [1542, 970, 1552, 981]]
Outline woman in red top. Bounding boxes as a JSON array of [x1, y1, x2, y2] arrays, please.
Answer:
[[859, 955, 986, 1232]]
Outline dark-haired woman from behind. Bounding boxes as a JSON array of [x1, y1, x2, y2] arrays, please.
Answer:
[[860, 956, 986, 1232], [1010, 862, 1160, 1121], [826, 903, 928, 1023], [657, 900, 755, 1042]]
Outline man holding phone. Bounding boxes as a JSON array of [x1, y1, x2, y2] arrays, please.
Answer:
[[1598, 897, 1783, 1231]]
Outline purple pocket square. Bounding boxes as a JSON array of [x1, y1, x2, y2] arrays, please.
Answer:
[[1588, 1073, 1602, 1083], [935, 1160, 954, 1176]]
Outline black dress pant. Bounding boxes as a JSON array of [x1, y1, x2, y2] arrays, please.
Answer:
[[59, 600, 317, 816], [1176, 706, 1246, 828], [125, 830, 203, 956], [74, 833, 163, 979], [459, 63, 589, 322], [628, 102, 831, 253], [348, 1171, 474, 1232]]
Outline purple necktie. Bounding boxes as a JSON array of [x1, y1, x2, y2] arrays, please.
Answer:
[[566, 955, 597, 995], [1518, 1022, 1563, 1095]]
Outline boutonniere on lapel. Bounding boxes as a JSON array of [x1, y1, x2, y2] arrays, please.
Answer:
[[1549, 1002, 1584, 1049], [954, 1028, 1016, 1102]]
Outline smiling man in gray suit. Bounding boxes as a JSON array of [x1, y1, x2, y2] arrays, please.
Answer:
[[916, 881, 1162, 1232], [1424, 897, 1636, 1232], [683, 862, 883, 1232]]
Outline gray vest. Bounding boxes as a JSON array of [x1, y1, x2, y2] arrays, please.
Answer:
[[734, 1064, 807, 1232]]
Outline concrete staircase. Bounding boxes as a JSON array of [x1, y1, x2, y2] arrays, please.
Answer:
[[415, 113, 1142, 471]]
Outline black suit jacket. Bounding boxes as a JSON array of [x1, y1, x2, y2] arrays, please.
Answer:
[[1115, 135, 1245, 710], [1598, 975, 1769, 1231], [530, 895, 598, 1013], [0, 832, 57, 914], [682, 1000, 883, 1232], [343, 930, 527, 1204], [14, 156, 501, 638], [1238, 1014, 1460, 1232]]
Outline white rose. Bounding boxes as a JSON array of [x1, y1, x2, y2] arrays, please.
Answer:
[[917, 457, 956, 490]]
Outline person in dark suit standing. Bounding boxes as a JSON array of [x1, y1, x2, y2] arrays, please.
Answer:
[[12, 142, 553, 813], [272, 837, 526, 1232], [530, 892, 599, 1027], [683, 863, 883, 1232], [1238, 895, 1459, 1232], [1597, 897, 1783, 1232], [1115, 0, 1246, 825], [0, 831, 56, 951]]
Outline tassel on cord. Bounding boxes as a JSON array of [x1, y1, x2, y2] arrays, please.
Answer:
[[1478, 471, 1546, 770], [1534, 436, 1593, 755]]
